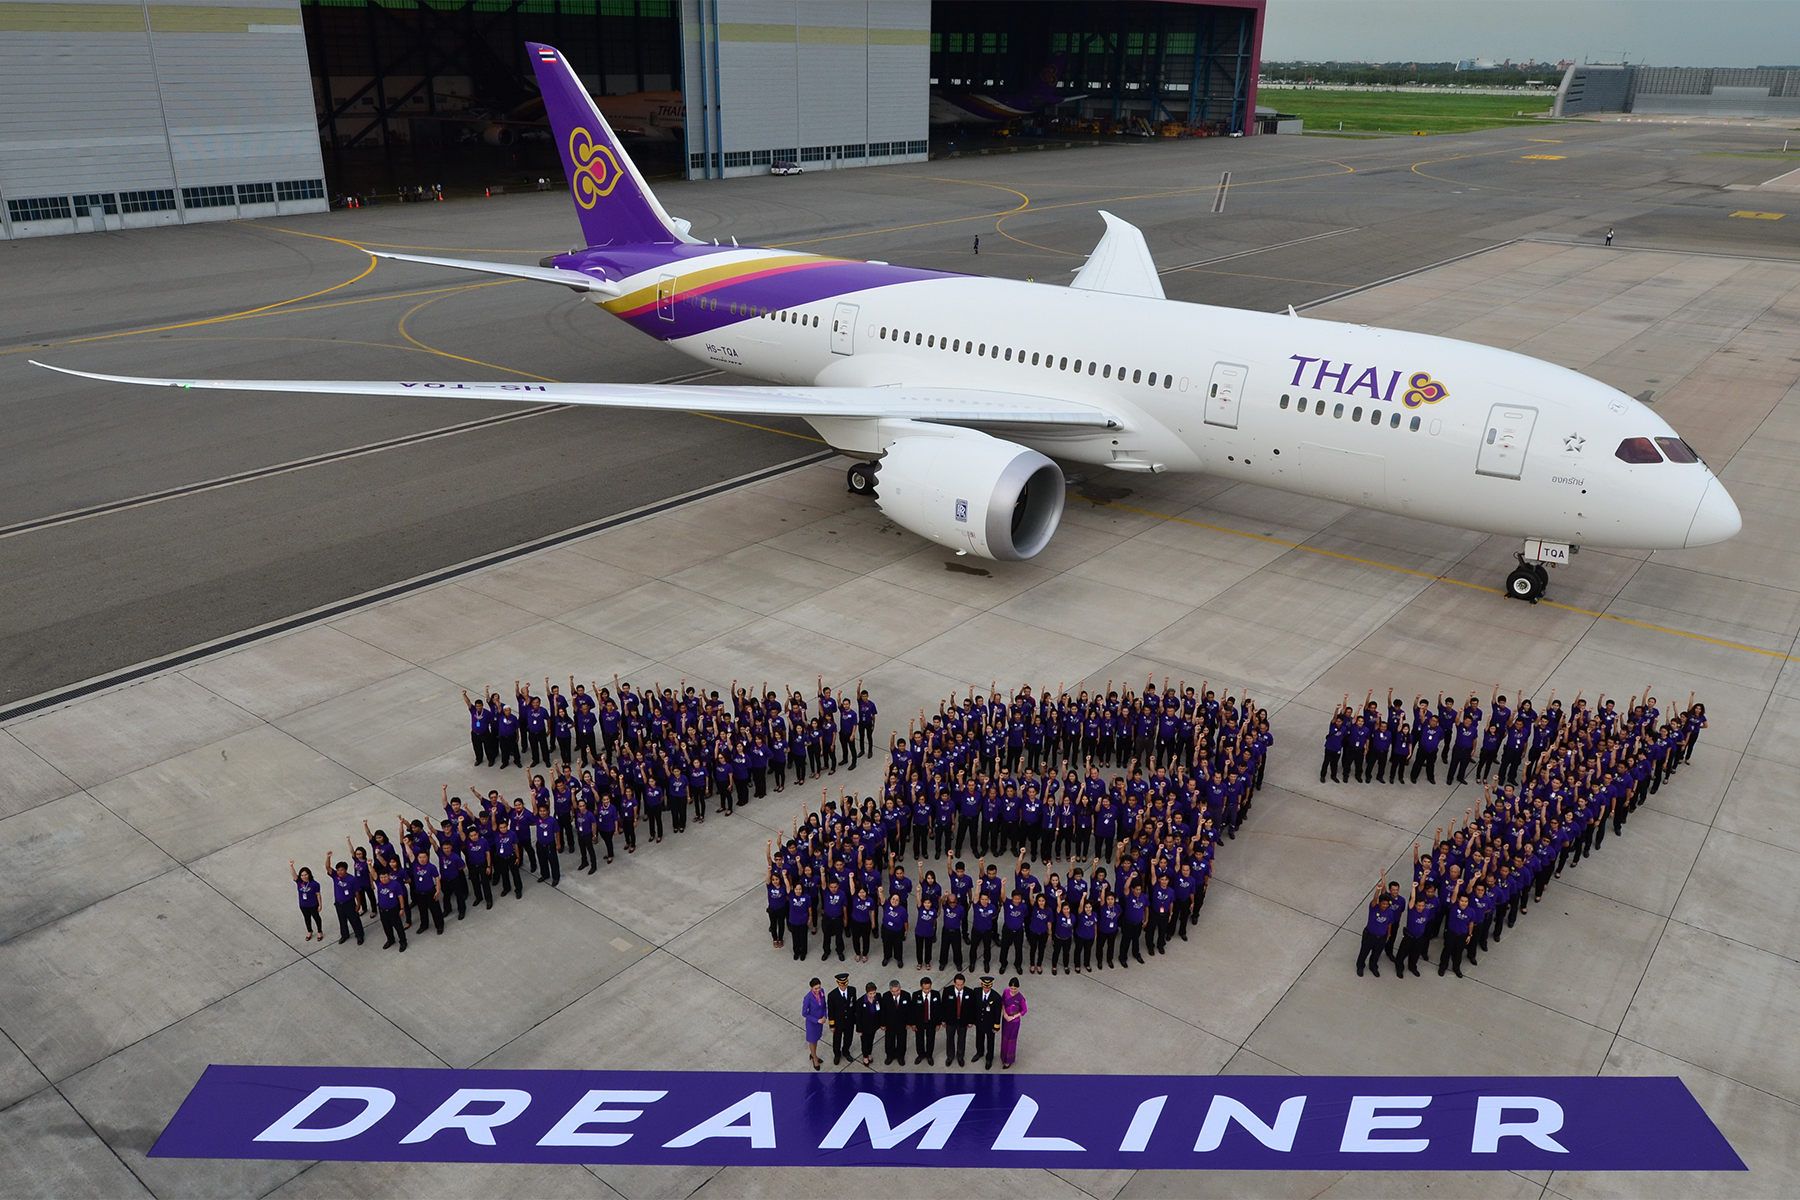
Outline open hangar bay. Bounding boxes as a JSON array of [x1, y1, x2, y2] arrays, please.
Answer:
[[1, 115, 1799, 1197]]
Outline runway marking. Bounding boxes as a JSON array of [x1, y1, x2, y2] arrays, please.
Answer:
[[1211, 171, 1231, 213], [1160, 227, 1359, 274], [1098, 500, 1796, 663], [239, 222, 561, 256], [0, 255, 378, 357], [1731, 211, 1785, 220], [0, 368, 725, 540], [0, 450, 838, 725]]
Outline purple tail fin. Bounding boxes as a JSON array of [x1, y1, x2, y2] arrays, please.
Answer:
[[527, 42, 693, 247], [999, 52, 1069, 112]]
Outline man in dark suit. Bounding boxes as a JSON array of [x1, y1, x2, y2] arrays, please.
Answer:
[[911, 975, 942, 1065], [973, 975, 1004, 1069], [941, 973, 976, 1067], [826, 972, 857, 1065], [880, 979, 910, 1066]]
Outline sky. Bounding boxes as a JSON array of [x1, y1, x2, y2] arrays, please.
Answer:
[[1261, 1, 1793, 68]]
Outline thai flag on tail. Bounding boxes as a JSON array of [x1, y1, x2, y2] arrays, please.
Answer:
[[536, 47, 558, 64]]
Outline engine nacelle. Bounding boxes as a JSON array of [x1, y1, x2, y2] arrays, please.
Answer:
[[874, 431, 1065, 561]]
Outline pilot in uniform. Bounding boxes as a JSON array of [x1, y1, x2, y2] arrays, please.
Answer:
[[826, 972, 857, 1065], [974, 975, 1004, 1069]]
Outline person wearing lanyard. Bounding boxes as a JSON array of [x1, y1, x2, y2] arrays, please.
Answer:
[[374, 865, 408, 952], [289, 862, 322, 941], [322, 855, 365, 945]]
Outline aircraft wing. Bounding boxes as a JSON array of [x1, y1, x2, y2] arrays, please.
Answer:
[[32, 363, 1121, 428], [364, 250, 622, 295]]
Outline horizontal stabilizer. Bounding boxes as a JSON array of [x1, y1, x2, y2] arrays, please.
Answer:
[[367, 250, 620, 295], [1070, 210, 1165, 301], [33, 363, 1120, 428]]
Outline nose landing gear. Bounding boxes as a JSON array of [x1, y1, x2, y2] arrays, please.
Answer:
[[1506, 554, 1551, 603]]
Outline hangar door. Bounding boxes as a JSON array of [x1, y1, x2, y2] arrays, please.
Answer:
[[1477, 404, 1537, 479]]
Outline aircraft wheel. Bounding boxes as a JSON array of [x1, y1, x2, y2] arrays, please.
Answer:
[[846, 462, 878, 496], [1506, 566, 1543, 603], [1532, 563, 1550, 591]]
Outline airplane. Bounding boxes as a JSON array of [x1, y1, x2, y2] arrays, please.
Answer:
[[37, 41, 1740, 604], [930, 52, 1079, 127]]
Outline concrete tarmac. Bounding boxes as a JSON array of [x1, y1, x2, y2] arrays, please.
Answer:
[[1, 112, 1800, 1194], [4, 116, 1798, 707]]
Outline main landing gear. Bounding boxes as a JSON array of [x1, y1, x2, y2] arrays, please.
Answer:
[[846, 461, 878, 496]]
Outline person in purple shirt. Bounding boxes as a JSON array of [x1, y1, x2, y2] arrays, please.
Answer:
[[786, 881, 813, 961], [1412, 715, 1443, 784], [534, 802, 561, 886], [1396, 887, 1431, 978], [493, 818, 523, 899], [436, 839, 467, 921], [409, 851, 444, 935], [1438, 888, 1473, 978], [373, 865, 408, 952], [462, 689, 492, 767], [322, 854, 365, 944], [1447, 717, 1478, 785], [879, 893, 909, 967], [1356, 877, 1396, 978], [289, 862, 323, 941], [1120, 881, 1148, 966], [1320, 714, 1344, 783]]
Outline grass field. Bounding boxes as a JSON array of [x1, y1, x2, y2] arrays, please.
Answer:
[[1264, 90, 1564, 136]]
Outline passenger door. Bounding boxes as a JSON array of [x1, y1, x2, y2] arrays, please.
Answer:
[[832, 303, 859, 355], [656, 274, 677, 321], [1204, 361, 1247, 429], [1476, 403, 1537, 479]]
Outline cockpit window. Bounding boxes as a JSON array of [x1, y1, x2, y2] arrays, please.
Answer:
[[1615, 437, 1664, 464], [1655, 436, 1699, 464]]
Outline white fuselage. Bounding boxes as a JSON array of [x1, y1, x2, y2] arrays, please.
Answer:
[[607, 257, 1730, 551]]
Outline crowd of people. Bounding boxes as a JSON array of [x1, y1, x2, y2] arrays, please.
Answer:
[[287, 674, 880, 950], [761, 678, 1274, 987], [1341, 686, 1709, 979]]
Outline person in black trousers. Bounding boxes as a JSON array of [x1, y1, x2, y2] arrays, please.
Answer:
[[911, 976, 941, 1065], [973, 975, 1003, 1069], [373, 867, 408, 952], [942, 973, 975, 1066], [826, 972, 857, 1065], [855, 982, 882, 1065], [880, 980, 910, 1065], [323, 855, 364, 945]]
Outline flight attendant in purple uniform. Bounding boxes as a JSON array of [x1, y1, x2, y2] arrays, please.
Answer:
[[999, 977, 1027, 1069]]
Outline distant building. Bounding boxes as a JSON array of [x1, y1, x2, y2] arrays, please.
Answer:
[[1555, 63, 1800, 118]]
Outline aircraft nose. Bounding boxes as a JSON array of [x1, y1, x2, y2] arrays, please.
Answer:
[[1686, 478, 1742, 547]]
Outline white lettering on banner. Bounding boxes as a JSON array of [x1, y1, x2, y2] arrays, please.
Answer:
[[990, 1096, 1085, 1152], [400, 1089, 533, 1146], [662, 1091, 777, 1149], [1340, 1095, 1432, 1153], [537, 1090, 668, 1147], [1472, 1097, 1569, 1154], [253, 1086, 395, 1143], [1195, 1094, 1307, 1153], [819, 1092, 976, 1151], [1118, 1095, 1167, 1152]]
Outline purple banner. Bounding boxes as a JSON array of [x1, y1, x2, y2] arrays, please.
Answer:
[[151, 1068, 1742, 1171]]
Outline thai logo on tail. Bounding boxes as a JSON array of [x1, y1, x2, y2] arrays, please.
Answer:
[[569, 128, 622, 208], [1401, 371, 1449, 408]]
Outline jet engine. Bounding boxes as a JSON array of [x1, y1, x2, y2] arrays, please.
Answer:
[[873, 430, 1065, 561]]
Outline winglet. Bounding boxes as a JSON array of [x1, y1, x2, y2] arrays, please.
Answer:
[[1287, 304, 1298, 318], [1070, 211, 1165, 301], [527, 42, 700, 248]]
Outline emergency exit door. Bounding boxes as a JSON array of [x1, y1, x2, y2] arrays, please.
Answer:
[[1204, 361, 1247, 428], [831, 303, 858, 354], [1477, 403, 1537, 479], [656, 274, 676, 320]]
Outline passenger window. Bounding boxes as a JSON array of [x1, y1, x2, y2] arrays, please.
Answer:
[[880, 327, 888, 338], [1060, 357, 1068, 370], [1163, 375, 1172, 389], [953, 339, 961, 351], [1280, 395, 1289, 409], [1409, 416, 1421, 431], [1655, 436, 1699, 463], [1352, 406, 1363, 421], [1316, 400, 1325, 415], [1087, 362, 1096, 375], [1005, 348, 1013, 361], [1147, 372, 1157, 385], [1389, 411, 1401, 428], [1369, 408, 1381, 425], [1132, 370, 1142, 383], [1615, 437, 1664, 463], [1103, 365, 1112, 378], [1333, 403, 1344, 418], [979, 343, 987, 355], [1030, 352, 1040, 365]]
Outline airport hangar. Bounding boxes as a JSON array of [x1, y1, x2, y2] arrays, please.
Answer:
[[5, 8, 1800, 1200], [0, 0, 1263, 238]]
